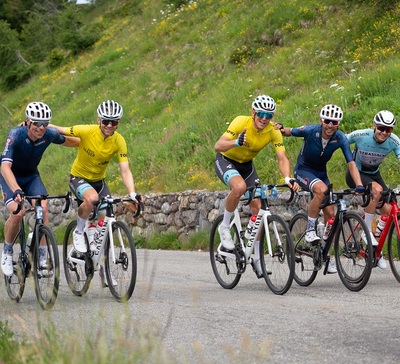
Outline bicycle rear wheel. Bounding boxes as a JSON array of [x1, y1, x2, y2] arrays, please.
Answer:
[[33, 225, 60, 310], [209, 215, 242, 289], [289, 212, 318, 286], [334, 211, 373, 292], [4, 230, 26, 302], [259, 215, 295, 295], [387, 220, 400, 283], [63, 221, 93, 296], [104, 221, 137, 302]]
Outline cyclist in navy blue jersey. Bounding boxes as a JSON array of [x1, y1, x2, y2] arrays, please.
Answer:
[[277, 104, 365, 274], [346, 110, 400, 269], [0, 102, 79, 277]]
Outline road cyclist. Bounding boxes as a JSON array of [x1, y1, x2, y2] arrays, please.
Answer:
[[346, 110, 400, 270], [276, 104, 366, 273], [214, 94, 299, 278]]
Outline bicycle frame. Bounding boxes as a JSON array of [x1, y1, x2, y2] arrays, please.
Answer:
[[374, 189, 400, 258]]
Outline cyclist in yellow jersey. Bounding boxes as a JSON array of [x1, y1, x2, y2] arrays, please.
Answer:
[[214, 95, 299, 277], [50, 100, 141, 259]]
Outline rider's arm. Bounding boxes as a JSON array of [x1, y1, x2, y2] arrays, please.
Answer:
[[214, 135, 238, 152], [347, 161, 363, 187], [119, 161, 136, 196], [0, 162, 21, 195], [48, 123, 68, 135], [275, 150, 299, 192], [62, 136, 80, 147]]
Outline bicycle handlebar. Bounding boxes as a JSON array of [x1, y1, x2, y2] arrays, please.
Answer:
[[12, 192, 71, 215], [319, 183, 371, 209], [241, 181, 296, 206], [88, 195, 144, 219]]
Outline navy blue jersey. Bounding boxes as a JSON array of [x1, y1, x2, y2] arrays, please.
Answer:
[[1, 126, 65, 177], [291, 124, 353, 172]]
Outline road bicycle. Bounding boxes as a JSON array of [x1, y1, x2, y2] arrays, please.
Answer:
[[63, 195, 142, 302], [4, 192, 70, 310], [210, 182, 295, 295], [289, 184, 373, 292], [367, 186, 400, 281]]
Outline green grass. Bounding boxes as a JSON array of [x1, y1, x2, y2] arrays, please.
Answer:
[[0, 0, 399, 195]]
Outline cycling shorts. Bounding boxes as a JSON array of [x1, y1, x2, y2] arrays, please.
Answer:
[[69, 175, 111, 211], [294, 166, 329, 192], [214, 153, 259, 187], [0, 173, 47, 206]]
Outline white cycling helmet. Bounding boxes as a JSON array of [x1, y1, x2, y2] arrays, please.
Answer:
[[25, 102, 52, 122], [252, 95, 276, 113], [320, 104, 343, 122], [97, 100, 123, 120], [374, 110, 396, 127]]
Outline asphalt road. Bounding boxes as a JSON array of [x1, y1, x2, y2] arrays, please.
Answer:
[[1, 248, 400, 364]]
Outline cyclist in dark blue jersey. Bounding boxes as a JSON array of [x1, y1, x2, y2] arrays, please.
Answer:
[[0, 102, 79, 277], [277, 104, 365, 274], [346, 110, 400, 269]]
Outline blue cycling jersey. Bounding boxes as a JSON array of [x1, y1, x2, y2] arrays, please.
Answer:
[[0, 126, 65, 177], [291, 124, 353, 172], [347, 129, 400, 174]]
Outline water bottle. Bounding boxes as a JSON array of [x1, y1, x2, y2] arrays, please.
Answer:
[[87, 223, 97, 251], [316, 221, 325, 239], [27, 232, 33, 247], [322, 217, 335, 240], [374, 214, 388, 238], [244, 215, 257, 239]]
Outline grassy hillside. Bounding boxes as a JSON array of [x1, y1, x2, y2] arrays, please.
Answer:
[[1, 0, 400, 194]]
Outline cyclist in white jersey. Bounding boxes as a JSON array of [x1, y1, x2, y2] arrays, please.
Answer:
[[346, 110, 400, 269]]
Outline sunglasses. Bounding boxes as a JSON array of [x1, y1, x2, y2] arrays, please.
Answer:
[[322, 119, 340, 126], [101, 119, 119, 127], [376, 125, 393, 133], [31, 121, 49, 127], [256, 111, 274, 119]]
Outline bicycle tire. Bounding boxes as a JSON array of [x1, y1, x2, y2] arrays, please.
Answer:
[[289, 212, 318, 286], [4, 230, 26, 302], [209, 215, 242, 289], [259, 214, 295, 295], [33, 225, 60, 310], [63, 221, 93, 296], [104, 221, 137, 302], [334, 211, 373, 292], [387, 219, 400, 283]]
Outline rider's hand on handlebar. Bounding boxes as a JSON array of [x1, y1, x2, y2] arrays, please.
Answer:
[[129, 192, 143, 204], [354, 185, 366, 195], [284, 177, 300, 193], [13, 189, 24, 203]]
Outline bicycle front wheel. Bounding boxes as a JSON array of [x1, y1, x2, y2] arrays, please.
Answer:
[[335, 212, 373, 292], [259, 215, 295, 295], [387, 220, 400, 283], [4, 230, 26, 302], [33, 225, 60, 310], [289, 212, 318, 286], [104, 221, 137, 302], [63, 221, 93, 296]]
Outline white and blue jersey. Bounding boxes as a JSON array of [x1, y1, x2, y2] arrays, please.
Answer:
[[1, 126, 65, 177], [347, 129, 400, 174]]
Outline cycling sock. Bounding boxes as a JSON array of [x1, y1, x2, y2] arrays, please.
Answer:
[[364, 212, 374, 231], [306, 217, 317, 232], [3, 242, 13, 254], [222, 209, 233, 227], [76, 216, 87, 234]]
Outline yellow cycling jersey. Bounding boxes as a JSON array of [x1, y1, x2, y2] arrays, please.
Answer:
[[221, 115, 286, 163], [64, 125, 129, 182]]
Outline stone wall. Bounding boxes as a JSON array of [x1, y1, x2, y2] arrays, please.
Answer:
[[0, 190, 365, 241]]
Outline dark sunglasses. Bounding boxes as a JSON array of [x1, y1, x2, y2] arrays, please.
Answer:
[[376, 125, 393, 133], [322, 119, 340, 126], [101, 119, 119, 127], [256, 111, 274, 119], [31, 121, 49, 127]]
